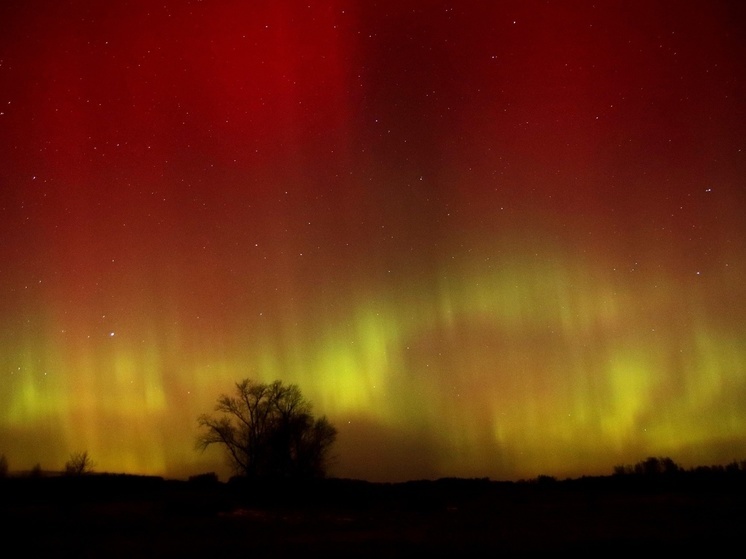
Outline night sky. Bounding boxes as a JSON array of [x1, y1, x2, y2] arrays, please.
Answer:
[[2, 0, 745, 482]]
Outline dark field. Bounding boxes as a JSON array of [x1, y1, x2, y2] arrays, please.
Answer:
[[2, 474, 744, 557]]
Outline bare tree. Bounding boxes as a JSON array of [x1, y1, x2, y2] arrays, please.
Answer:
[[64, 451, 95, 476], [197, 379, 337, 479]]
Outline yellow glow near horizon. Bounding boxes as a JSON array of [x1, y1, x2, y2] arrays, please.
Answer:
[[1, 231, 745, 480]]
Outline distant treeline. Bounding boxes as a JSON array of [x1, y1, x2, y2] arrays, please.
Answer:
[[2, 455, 746, 506], [2, 464, 746, 514], [611, 456, 746, 477]]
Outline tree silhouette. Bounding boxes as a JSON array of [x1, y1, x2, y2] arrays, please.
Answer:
[[196, 379, 337, 479], [64, 451, 95, 476]]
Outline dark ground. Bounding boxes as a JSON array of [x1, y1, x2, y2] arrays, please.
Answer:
[[2, 473, 744, 557]]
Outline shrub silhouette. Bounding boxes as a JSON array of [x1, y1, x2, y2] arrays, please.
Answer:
[[64, 451, 95, 476], [197, 379, 337, 480]]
